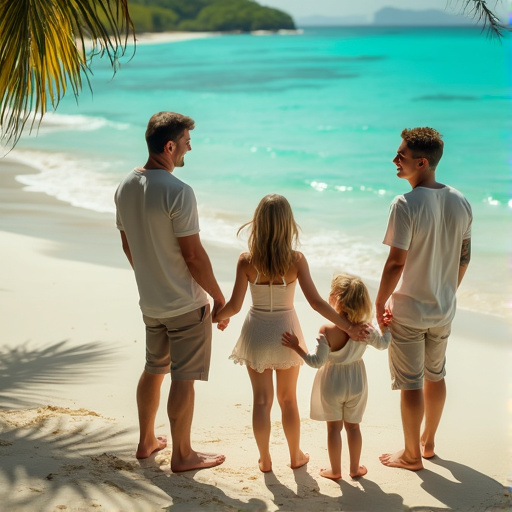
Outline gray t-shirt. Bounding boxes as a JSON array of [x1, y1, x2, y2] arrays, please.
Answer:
[[383, 185, 472, 328], [115, 168, 208, 318]]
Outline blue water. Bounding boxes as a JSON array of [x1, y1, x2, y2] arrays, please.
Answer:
[[9, 27, 512, 315]]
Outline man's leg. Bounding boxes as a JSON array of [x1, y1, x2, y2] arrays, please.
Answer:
[[168, 379, 225, 472], [136, 370, 167, 459], [381, 321, 425, 471], [380, 388, 424, 471], [421, 378, 446, 458], [421, 324, 449, 458]]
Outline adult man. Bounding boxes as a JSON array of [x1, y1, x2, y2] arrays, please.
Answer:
[[376, 127, 472, 471], [115, 111, 226, 471]]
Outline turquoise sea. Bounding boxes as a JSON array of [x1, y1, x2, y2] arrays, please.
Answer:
[[8, 27, 512, 315]]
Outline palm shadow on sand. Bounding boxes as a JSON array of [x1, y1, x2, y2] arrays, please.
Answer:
[[0, 339, 117, 409], [138, 463, 268, 511], [0, 411, 166, 511]]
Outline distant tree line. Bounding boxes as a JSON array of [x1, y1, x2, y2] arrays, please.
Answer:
[[127, 0, 296, 32]]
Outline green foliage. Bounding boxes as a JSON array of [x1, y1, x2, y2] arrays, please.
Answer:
[[128, 3, 179, 32], [0, 0, 135, 148], [127, 0, 295, 33]]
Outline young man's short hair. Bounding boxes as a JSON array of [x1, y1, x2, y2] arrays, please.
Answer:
[[145, 112, 195, 154], [401, 127, 444, 169]]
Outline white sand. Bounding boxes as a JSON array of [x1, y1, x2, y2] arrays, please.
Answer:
[[0, 159, 510, 511]]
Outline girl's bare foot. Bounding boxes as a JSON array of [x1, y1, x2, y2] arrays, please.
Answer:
[[420, 439, 436, 459], [258, 457, 272, 473], [379, 450, 423, 471], [349, 465, 368, 478], [290, 451, 309, 469], [319, 468, 342, 481], [135, 435, 167, 459]]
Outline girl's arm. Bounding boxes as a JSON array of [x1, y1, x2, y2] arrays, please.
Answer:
[[295, 253, 369, 341], [281, 332, 330, 369], [365, 324, 391, 350], [213, 253, 250, 326]]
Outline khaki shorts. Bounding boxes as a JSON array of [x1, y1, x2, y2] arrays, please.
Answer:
[[143, 304, 211, 381], [388, 320, 450, 390]]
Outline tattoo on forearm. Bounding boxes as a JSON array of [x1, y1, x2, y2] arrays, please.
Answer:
[[460, 239, 471, 267]]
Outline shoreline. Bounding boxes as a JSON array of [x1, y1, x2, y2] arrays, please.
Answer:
[[0, 156, 510, 510], [1, 155, 509, 319]]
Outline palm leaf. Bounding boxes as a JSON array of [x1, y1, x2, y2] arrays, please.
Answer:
[[452, 0, 508, 37], [0, 0, 135, 148]]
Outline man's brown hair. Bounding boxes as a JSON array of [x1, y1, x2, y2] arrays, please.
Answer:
[[401, 127, 444, 169], [145, 112, 195, 154]]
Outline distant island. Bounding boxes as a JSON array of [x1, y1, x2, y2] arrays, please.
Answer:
[[373, 7, 473, 26], [297, 7, 476, 27], [127, 0, 295, 32]]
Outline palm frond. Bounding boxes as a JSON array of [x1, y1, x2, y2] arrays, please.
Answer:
[[452, 0, 508, 38], [0, 0, 135, 148]]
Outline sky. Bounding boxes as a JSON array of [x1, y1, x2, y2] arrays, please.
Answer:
[[261, 0, 510, 21]]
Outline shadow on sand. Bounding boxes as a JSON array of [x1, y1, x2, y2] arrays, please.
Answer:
[[0, 339, 117, 409]]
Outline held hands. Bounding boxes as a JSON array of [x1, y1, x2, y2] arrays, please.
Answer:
[[216, 319, 229, 331], [212, 298, 230, 331], [376, 303, 393, 331], [381, 310, 393, 326]]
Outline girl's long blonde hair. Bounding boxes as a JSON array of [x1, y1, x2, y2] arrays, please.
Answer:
[[238, 194, 299, 280], [330, 274, 372, 324]]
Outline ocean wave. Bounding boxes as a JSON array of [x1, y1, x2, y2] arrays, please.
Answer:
[[11, 149, 119, 214], [36, 112, 130, 134]]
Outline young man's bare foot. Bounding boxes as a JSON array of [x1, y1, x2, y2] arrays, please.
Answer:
[[379, 450, 423, 471], [258, 457, 272, 473], [319, 468, 342, 481], [289, 451, 309, 469], [349, 465, 368, 478], [135, 435, 167, 459], [420, 439, 435, 459], [171, 450, 225, 473]]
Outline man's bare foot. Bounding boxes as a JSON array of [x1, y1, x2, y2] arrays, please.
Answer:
[[349, 465, 368, 478], [258, 457, 272, 473], [136, 436, 167, 459], [379, 450, 423, 471], [420, 439, 435, 459], [171, 451, 225, 473], [319, 468, 342, 481], [290, 451, 309, 469]]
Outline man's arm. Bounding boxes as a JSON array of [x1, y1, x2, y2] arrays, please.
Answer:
[[120, 231, 134, 269], [457, 238, 471, 287], [375, 246, 408, 328], [178, 233, 225, 318]]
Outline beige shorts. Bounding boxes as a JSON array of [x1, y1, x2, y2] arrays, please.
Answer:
[[143, 304, 211, 381], [388, 320, 450, 390]]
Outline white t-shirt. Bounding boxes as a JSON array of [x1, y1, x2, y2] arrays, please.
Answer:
[[383, 185, 472, 328], [115, 168, 208, 318]]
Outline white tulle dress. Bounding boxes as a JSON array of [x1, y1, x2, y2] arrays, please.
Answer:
[[229, 272, 307, 373]]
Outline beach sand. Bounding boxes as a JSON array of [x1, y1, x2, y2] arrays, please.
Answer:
[[0, 157, 510, 511]]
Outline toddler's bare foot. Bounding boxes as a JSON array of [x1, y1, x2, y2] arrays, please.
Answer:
[[290, 451, 309, 469], [171, 451, 225, 472], [349, 465, 368, 478], [258, 457, 272, 473], [420, 439, 435, 459], [319, 468, 341, 481], [379, 450, 423, 471], [135, 435, 167, 459]]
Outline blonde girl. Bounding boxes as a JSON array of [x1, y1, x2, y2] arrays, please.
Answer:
[[214, 195, 368, 473], [282, 273, 390, 480]]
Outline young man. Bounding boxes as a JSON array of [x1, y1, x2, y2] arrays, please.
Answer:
[[376, 127, 472, 471], [115, 111, 226, 471]]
